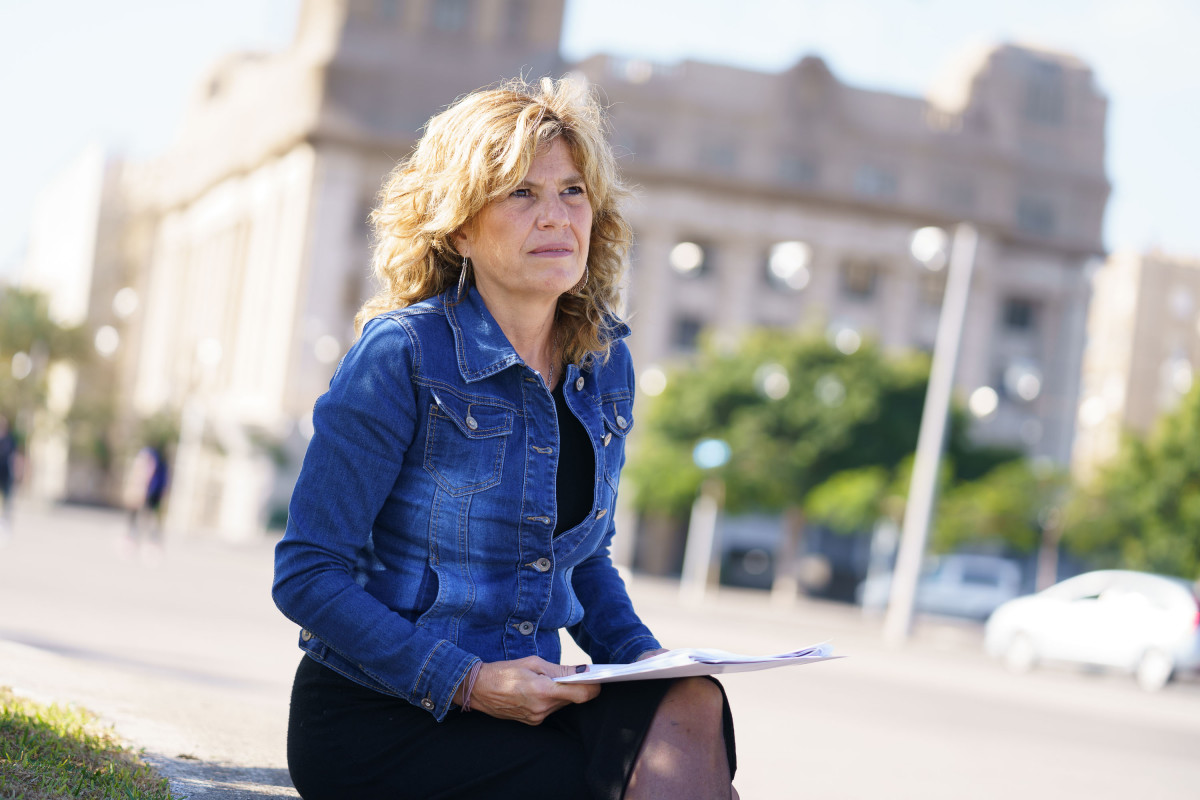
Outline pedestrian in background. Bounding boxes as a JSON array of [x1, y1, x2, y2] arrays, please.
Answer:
[[122, 443, 169, 560], [0, 414, 18, 541], [272, 77, 738, 799]]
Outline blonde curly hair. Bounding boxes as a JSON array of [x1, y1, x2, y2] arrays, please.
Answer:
[[356, 76, 633, 366]]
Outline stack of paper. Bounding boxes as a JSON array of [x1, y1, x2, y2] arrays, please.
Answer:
[[554, 643, 838, 684]]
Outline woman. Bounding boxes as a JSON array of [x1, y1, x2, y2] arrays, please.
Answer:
[[272, 77, 737, 800]]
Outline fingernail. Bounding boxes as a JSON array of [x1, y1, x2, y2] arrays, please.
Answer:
[[575, 664, 587, 673]]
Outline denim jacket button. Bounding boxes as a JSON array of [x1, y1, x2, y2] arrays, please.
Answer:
[[421, 696, 435, 711], [518, 621, 535, 635], [465, 415, 478, 430], [616, 415, 628, 429], [603, 432, 612, 446], [300, 629, 313, 642], [533, 557, 552, 572], [575, 376, 585, 391]]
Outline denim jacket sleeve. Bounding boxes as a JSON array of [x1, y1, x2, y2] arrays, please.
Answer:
[[568, 513, 662, 664], [272, 315, 478, 720]]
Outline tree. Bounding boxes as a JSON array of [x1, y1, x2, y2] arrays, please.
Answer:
[[1064, 383, 1200, 579], [0, 286, 88, 422], [628, 329, 920, 517], [626, 327, 1022, 590], [935, 460, 1067, 555]]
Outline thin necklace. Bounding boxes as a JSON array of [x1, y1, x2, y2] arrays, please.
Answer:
[[547, 329, 562, 389]]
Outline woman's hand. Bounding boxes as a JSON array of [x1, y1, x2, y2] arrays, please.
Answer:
[[459, 656, 600, 725]]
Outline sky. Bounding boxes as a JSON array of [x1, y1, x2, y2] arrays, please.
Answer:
[[2, 0, 1198, 278]]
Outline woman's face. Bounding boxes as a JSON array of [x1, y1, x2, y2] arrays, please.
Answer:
[[455, 137, 592, 311]]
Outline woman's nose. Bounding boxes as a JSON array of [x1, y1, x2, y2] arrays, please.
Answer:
[[537, 196, 570, 228]]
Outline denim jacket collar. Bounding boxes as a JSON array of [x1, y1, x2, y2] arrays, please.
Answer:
[[442, 286, 631, 384]]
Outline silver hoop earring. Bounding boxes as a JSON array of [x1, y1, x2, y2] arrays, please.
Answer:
[[570, 263, 589, 295], [457, 256, 471, 300]]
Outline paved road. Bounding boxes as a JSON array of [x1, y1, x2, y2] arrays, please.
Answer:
[[2, 504, 1199, 798]]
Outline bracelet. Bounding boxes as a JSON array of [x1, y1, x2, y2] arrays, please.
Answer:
[[461, 660, 483, 712]]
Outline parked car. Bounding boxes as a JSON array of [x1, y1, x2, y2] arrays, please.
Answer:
[[984, 569, 1200, 691], [856, 554, 1023, 621]]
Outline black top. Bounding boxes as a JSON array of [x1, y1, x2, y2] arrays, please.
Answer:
[[553, 377, 594, 536]]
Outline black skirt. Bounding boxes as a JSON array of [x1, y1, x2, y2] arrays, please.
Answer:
[[287, 655, 736, 800]]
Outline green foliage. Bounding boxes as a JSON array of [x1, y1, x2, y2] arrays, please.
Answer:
[[628, 327, 1025, 548], [803, 466, 892, 534], [1065, 383, 1200, 579], [0, 686, 176, 799], [935, 460, 1067, 554], [0, 286, 89, 419]]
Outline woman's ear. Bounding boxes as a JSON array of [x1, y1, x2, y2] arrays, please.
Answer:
[[451, 229, 470, 259]]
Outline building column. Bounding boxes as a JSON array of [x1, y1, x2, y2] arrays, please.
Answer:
[[715, 238, 762, 337], [625, 224, 676, 369]]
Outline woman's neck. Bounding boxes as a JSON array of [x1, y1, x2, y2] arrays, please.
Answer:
[[477, 289, 559, 385]]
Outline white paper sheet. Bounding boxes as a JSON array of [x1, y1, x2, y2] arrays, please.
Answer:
[[554, 643, 839, 684]]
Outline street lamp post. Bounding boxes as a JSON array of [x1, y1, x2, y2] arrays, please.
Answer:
[[883, 222, 979, 646], [680, 438, 730, 604]]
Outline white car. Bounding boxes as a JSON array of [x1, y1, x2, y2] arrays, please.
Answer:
[[857, 554, 1023, 621], [984, 569, 1200, 691]]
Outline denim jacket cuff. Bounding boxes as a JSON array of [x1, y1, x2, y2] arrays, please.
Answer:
[[414, 640, 482, 721], [610, 634, 663, 665]]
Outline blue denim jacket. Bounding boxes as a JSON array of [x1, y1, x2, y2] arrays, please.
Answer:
[[272, 286, 661, 720]]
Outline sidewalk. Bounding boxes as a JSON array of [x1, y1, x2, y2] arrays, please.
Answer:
[[0, 502, 986, 798]]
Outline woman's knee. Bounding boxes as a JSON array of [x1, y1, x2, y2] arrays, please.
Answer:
[[661, 678, 725, 727]]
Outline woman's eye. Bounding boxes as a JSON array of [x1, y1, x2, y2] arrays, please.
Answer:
[[511, 187, 531, 198], [564, 185, 586, 196]]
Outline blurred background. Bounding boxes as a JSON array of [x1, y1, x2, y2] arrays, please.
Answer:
[[1, 0, 1199, 613], [4, 2, 1200, 797]]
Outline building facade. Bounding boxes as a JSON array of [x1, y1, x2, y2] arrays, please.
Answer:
[[569, 44, 1108, 468], [17, 144, 151, 504], [1072, 251, 1200, 481], [128, 0, 565, 537], [41, 0, 1110, 538]]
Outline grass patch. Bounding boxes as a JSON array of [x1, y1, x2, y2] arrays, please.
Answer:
[[0, 686, 177, 799]]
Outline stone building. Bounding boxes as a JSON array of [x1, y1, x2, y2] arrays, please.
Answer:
[[128, 0, 564, 537], [570, 44, 1108, 467], [1072, 251, 1200, 482], [97, 0, 1108, 538], [17, 144, 152, 504]]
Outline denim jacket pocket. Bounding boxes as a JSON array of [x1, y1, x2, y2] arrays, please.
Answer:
[[600, 395, 634, 490], [424, 390, 513, 496]]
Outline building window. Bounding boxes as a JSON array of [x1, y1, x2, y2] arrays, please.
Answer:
[[378, 0, 403, 21], [779, 154, 819, 186], [938, 176, 976, 211], [853, 165, 899, 198], [1016, 195, 1057, 237], [619, 130, 656, 161], [503, 0, 529, 43], [669, 240, 712, 278], [764, 241, 813, 291], [672, 316, 704, 352], [1024, 60, 1065, 126], [699, 140, 738, 172], [1002, 297, 1038, 332], [354, 198, 373, 237], [432, 0, 471, 31], [839, 258, 879, 300]]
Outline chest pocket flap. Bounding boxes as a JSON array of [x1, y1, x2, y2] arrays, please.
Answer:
[[426, 391, 514, 496], [431, 391, 513, 438], [600, 396, 634, 440]]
